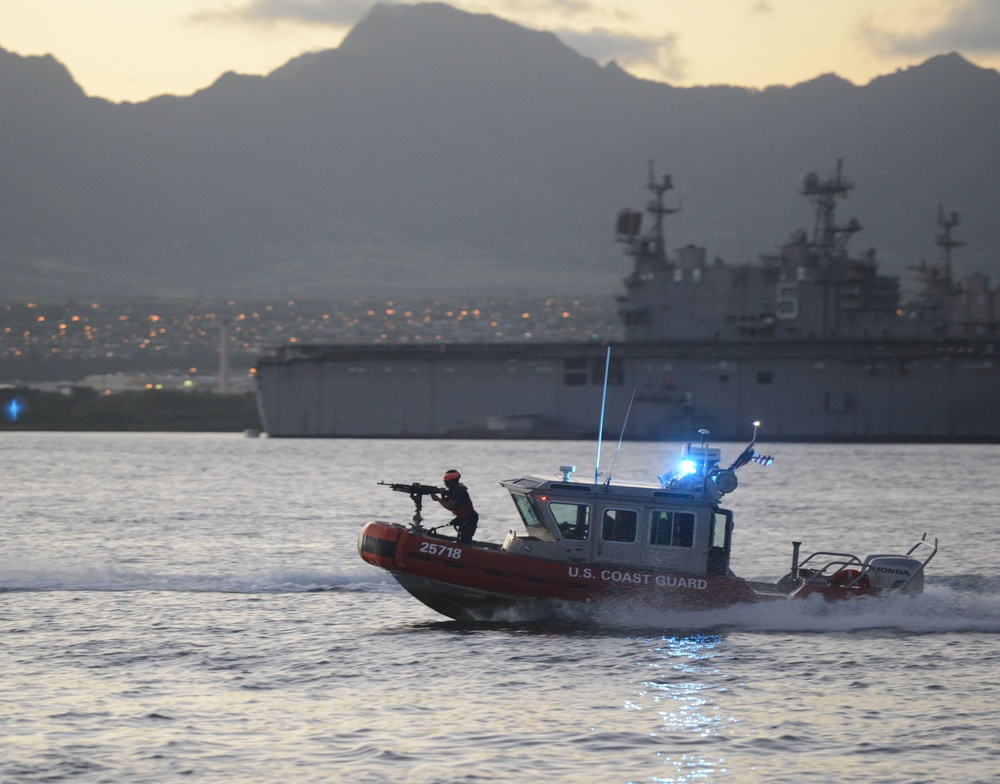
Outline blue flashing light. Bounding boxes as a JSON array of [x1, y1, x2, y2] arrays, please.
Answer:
[[6, 398, 23, 422], [679, 459, 698, 476]]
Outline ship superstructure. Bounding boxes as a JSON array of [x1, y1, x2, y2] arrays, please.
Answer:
[[615, 160, 984, 342]]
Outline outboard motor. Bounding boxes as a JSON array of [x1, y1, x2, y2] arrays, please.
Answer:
[[866, 556, 925, 594]]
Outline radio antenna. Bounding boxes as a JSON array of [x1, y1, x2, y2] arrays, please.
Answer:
[[606, 387, 636, 486], [595, 346, 611, 484]]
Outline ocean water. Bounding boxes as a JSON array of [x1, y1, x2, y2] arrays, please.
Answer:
[[2, 432, 999, 784]]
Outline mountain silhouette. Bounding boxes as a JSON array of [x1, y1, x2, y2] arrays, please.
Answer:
[[1, 2, 997, 300]]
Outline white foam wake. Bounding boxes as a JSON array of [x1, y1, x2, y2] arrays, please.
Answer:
[[0, 557, 399, 594], [584, 584, 1000, 634]]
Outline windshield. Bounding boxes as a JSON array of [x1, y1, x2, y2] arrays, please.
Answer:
[[511, 493, 548, 534]]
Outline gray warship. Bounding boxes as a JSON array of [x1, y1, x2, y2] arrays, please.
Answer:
[[254, 162, 1000, 440]]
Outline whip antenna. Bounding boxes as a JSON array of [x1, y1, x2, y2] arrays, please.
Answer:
[[606, 387, 636, 486], [595, 346, 611, 484]]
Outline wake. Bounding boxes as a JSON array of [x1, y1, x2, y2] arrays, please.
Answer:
[[580, 583, 1000, 634], [0, 558, 397, 594], [6, 560, 996, 635]]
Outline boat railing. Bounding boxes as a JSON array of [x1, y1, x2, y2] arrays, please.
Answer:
[[798, 534, 939, 591], [906, 533, 939, 563], [797, 551, 864, 585]]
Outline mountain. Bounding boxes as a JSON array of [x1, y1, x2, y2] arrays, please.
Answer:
[[1, 2, 998, 301]]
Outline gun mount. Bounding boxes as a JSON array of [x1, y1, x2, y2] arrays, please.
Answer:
[[378, 481, 443, 525]]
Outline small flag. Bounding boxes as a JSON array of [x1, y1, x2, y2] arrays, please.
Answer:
[[729, 446, 774, 470], [728, 421, 773, 470], [727, 444, 757, 471]]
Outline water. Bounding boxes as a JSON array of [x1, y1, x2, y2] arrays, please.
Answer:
[[2, 433, 999, 783]]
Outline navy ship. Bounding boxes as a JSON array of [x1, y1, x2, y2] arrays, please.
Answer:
[[254, 163, 1000, 440]]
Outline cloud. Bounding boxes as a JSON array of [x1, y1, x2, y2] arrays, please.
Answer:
[[192, 0, 383, 28], [486, 0, 596, 14], [189, 1, 687, 80], [483, 0, 642, 31], [554, 27, 687, 80], [191, 0, 604, 35], [870, 0, 1000, 55]]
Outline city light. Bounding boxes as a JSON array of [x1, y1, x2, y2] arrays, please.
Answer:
[[0, 298, 621, 388]]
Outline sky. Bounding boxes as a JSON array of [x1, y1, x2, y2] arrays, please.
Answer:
[[2, 0, 1000, 103]]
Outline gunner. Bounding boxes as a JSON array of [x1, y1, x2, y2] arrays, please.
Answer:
[[432, 469, 478, 543]]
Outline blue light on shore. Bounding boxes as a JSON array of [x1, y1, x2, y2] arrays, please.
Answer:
[[6, 398, 23, 422]]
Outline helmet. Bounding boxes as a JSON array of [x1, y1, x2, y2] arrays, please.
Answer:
[[443, 469, 461, 483]]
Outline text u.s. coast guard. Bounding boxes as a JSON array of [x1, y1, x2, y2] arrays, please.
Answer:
[[568, 566, 708, 589]]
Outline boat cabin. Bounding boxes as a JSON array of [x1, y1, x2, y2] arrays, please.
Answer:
[[498, 474, 734, 578]]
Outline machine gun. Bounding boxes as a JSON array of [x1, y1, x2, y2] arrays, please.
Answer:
[[378, 481, 443, 525]]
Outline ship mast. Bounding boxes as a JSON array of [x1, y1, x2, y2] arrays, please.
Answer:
[[615, 162, 682, 341], [801, 158, 860, 260], [936, 204, 964, 282], [615, 161, 679, 268], [797, 160, 870, 337], [644, 160, 680, 261]]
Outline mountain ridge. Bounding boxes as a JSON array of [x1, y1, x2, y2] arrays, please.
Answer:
[[1, 2, 997, 300]]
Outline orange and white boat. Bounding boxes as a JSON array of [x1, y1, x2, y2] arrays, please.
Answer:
[[358, 428, 937, 622]]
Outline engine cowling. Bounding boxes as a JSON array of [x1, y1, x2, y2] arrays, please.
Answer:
[[865, 556, 924, 594]]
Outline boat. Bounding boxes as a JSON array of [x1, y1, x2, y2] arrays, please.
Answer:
[[358, 426, 938, 621]]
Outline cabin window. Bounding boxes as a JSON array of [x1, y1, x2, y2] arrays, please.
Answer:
[[706, 510, 733, 577], [649, 511, 695, 548], [711, 512, 728, 549], [512, 494, 547, 534], [601, 509, 637, 543], [550, 502, 590, 540]]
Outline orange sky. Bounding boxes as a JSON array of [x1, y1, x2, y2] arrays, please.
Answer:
[[1, 0, 998, 102]]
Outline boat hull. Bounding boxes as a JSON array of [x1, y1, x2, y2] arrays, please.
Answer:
[[358, 520, 761, 621]]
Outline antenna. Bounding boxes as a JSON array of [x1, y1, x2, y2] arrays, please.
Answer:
[[936, 204, 964, 281], [606, 388, 637, 486], [595, 346, 611, 484], [218, 317, 230, 394]]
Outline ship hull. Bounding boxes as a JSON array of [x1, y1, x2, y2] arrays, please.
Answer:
[[360, 520, 765, 622], [258, 339, 1000, 440]]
